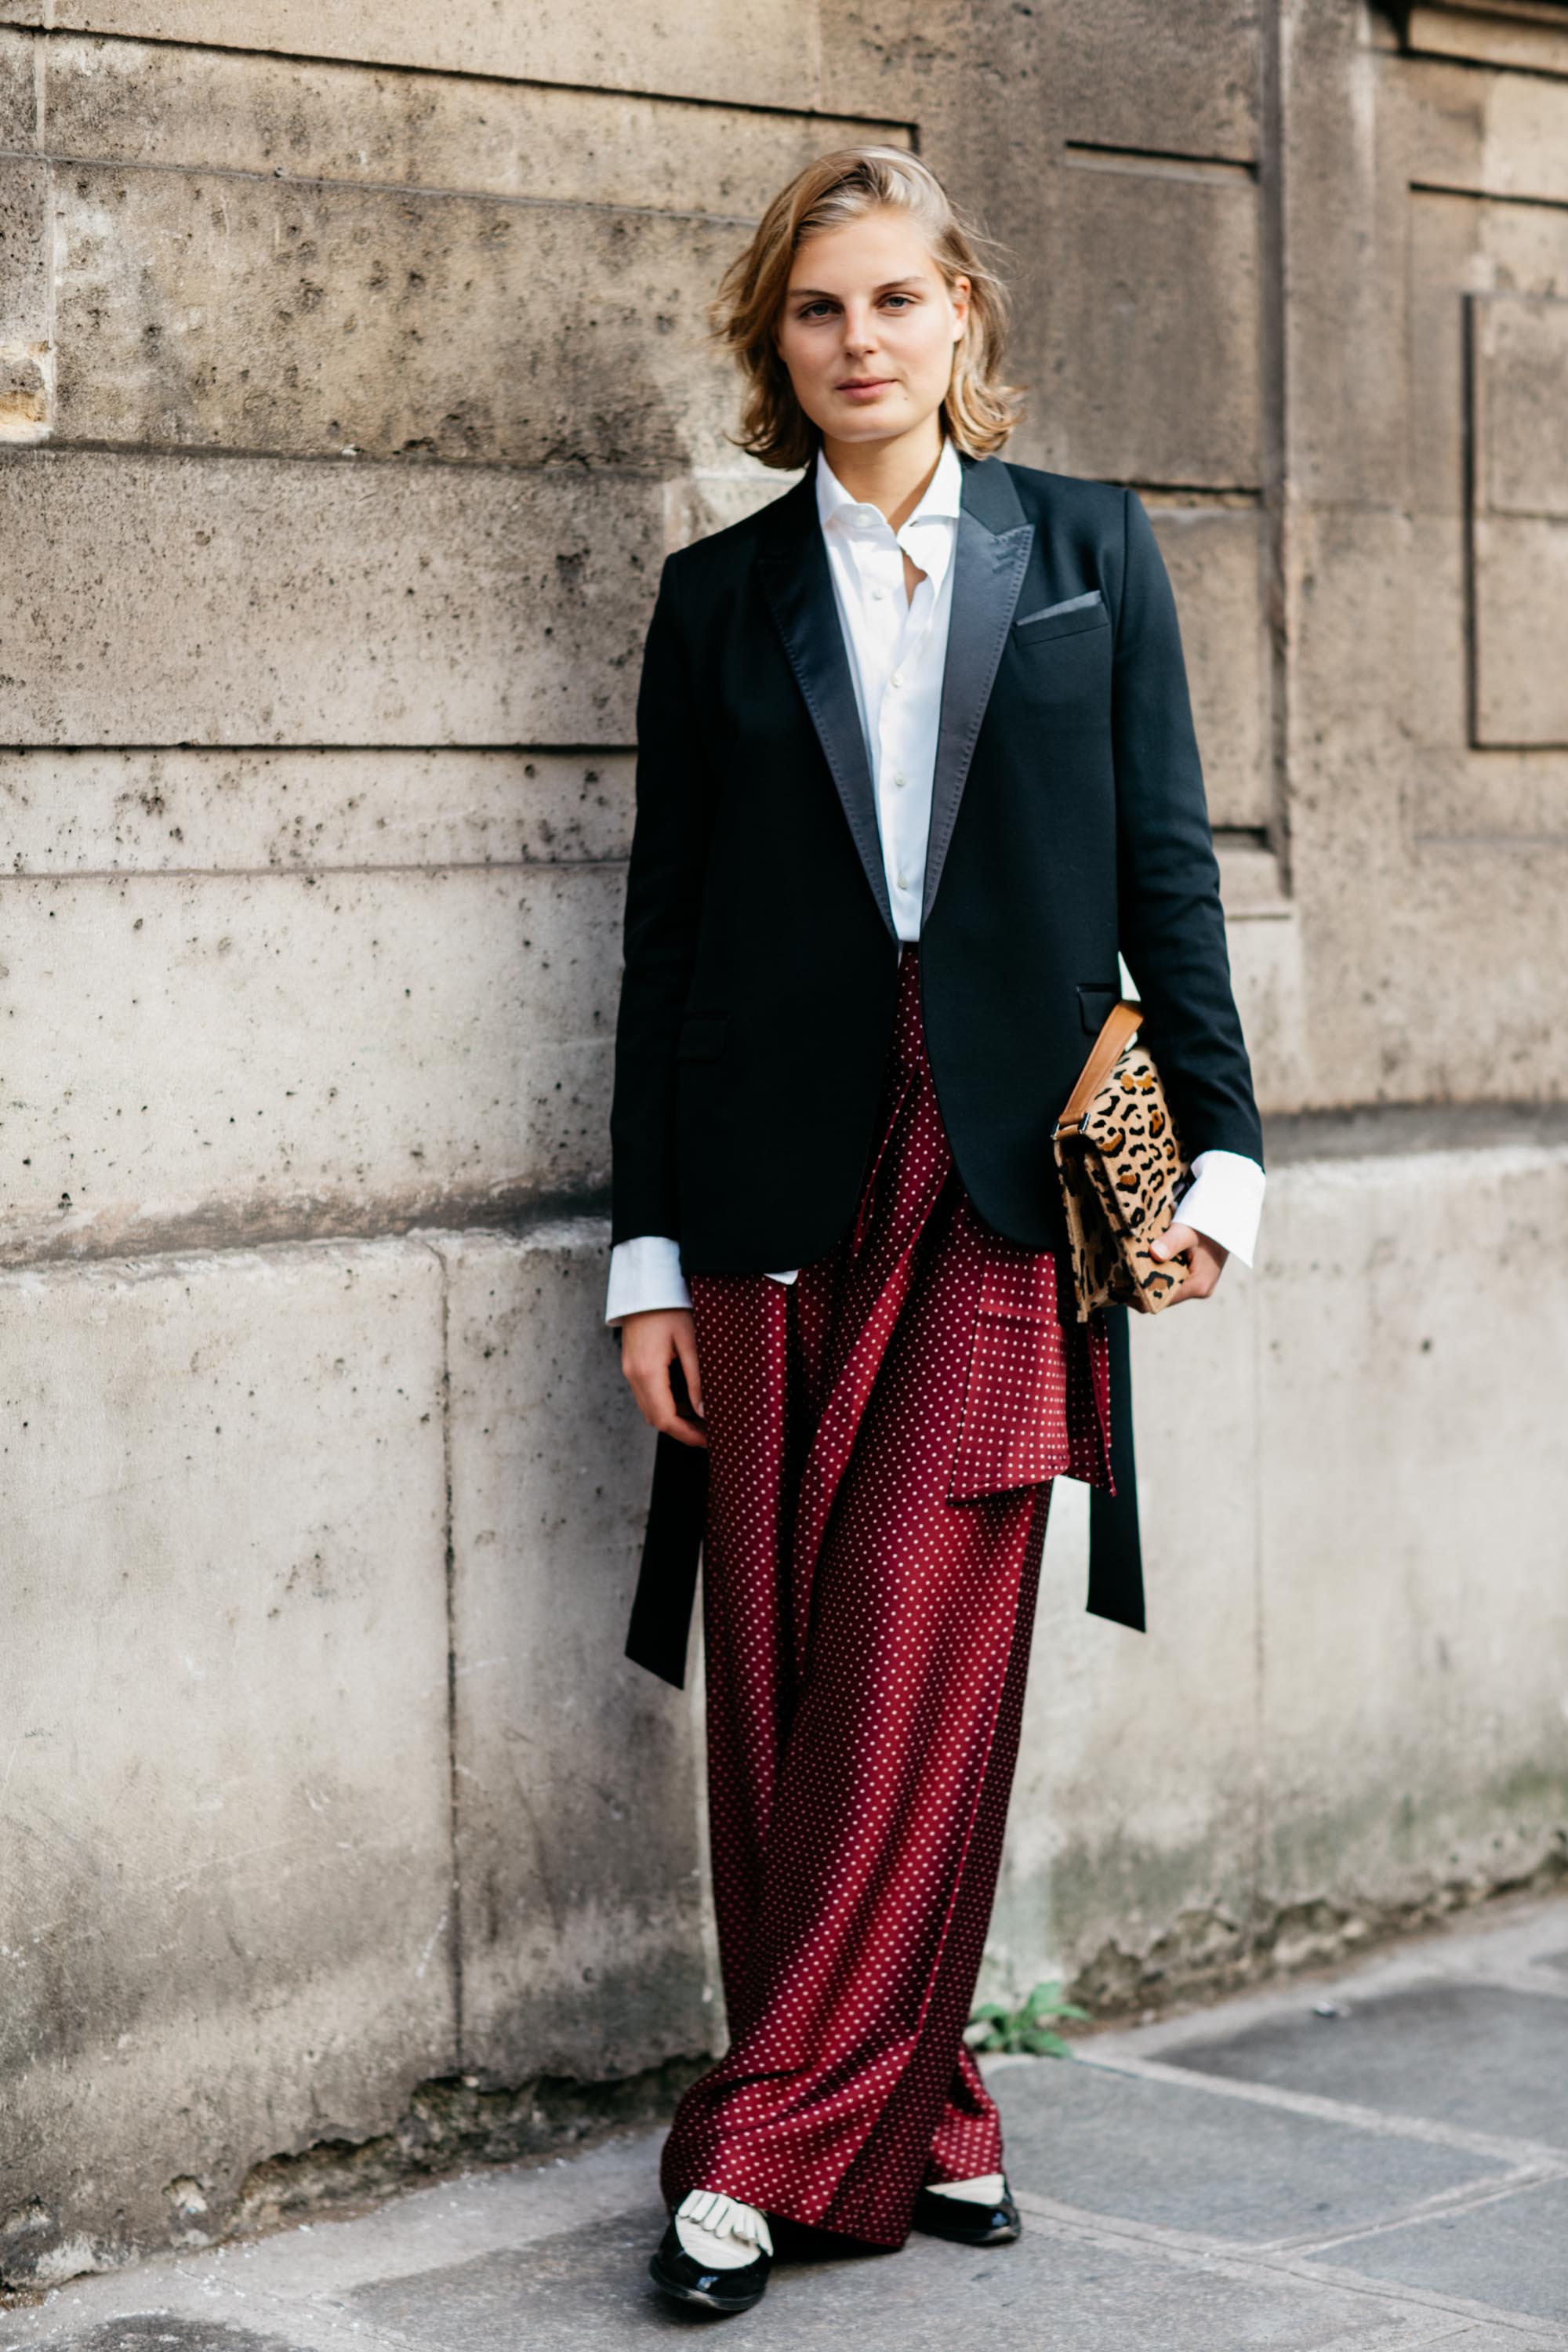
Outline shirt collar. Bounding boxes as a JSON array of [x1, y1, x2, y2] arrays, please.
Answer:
[[814, 434, 964, 536]]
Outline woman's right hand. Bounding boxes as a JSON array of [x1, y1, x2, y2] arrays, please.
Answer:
[[619, 1308, 707, 1448]]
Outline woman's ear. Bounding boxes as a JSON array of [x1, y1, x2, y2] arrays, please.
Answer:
[[949, 271, 971, 341]]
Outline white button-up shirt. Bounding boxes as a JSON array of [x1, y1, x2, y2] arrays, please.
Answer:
[[816, 428, 963, 940], [604, 440, 1263, 1325]]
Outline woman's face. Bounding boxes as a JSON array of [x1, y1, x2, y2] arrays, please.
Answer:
[[775, 207, 969, 452]]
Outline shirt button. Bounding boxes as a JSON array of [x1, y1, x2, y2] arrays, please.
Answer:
[[895, 871, 909, 891], [869, 586, 886, 601], [888, 669, 903, 689], [891, 769, 907, 788]]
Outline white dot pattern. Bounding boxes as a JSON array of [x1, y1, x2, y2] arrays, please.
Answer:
[[661, 942, 1115, 2250]]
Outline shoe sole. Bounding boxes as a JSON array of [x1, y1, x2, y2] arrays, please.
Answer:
[[910, 2212, 1022, 2247], [648, 2255, 768, 2314]]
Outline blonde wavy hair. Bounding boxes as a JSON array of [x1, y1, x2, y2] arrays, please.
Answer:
[[711, 147, 1025, 471]]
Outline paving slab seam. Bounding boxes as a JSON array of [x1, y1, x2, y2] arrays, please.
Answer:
[[1069, 2047, 1568, 2166], [1309, 2328, 1495, 2352], [1001, 2183, 1476, 2333], [1269, 2164, 1568, 2258], [1251, 2159, 1568, 2256], [1274, 2250, 1568, 2346], [1009, 2189, 1568, 2343], [1458, 1967, 1568, 2006]]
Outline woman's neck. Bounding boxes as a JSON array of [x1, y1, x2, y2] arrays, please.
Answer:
[[820, 419, 946, 533]]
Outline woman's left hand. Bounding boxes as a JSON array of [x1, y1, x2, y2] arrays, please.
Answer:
[[1148, 1221, 1229, 1303]]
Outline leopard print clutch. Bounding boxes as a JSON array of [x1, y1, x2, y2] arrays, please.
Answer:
[[1052, 1001, 1191, 1322]]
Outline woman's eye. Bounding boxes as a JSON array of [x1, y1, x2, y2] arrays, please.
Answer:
[[799, 302, 835, 320], [882, 295, 914, 309]]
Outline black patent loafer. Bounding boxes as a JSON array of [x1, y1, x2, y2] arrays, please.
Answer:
[[910, 2178, 1022, 2246], [648, 2218, 772, 2313]]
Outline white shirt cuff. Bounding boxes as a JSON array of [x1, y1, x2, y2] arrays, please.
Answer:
[[604, 1236, 802, 1323], [1175, 1149, 1265, 1268], [604, 1235, 691, 1325]]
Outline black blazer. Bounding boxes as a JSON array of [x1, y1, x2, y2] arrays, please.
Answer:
[[612, 449, 1263, 1687], [610, 451, 1261, 1271]]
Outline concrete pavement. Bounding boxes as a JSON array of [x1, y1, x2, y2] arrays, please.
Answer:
[[4, 1894, 1566, 2350]]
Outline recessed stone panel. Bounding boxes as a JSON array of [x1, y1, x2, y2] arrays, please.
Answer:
[[1044, 0, 1261, 164], [1025, 156, 1261, 488], [0, 449, 662, 744], [1472, 513, 1568, 746], [1468, 293, 1568, 747], [1148, 504, 1270, 829], [1473, 292, 1568, 518]]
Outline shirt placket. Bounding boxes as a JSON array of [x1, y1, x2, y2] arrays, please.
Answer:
[[880, 528, 938, 913]]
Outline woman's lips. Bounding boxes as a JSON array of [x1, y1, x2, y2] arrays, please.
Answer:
[[837, 378, 895, 401]]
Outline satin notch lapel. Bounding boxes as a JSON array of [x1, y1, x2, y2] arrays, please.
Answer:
[[759, 535, 897, 941], [921, 506, 1033, 926]]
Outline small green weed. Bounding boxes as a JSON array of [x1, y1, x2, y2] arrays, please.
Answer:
[[965, 1979, 1090, 2058]]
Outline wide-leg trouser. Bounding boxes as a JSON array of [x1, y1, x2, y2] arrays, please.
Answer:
[[659, 942, 1111, 2249]]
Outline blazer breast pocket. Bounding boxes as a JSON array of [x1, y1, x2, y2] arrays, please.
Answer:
[[676, 1012, 728, 1061], [1014, 588, 1109, 646], [1076, 981, 1122, 1037]]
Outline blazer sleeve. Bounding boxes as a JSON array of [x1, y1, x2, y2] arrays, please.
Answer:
[[1111, 488, 1264, 1168], [609, 552, 717, 1245]]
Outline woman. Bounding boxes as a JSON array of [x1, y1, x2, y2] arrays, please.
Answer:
[[605, 147, 1264, 2314]]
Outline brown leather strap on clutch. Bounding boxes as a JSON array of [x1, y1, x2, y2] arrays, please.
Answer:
[[1056, 1000, 1145, 1131], [1053, 1001, 1190, 1321]]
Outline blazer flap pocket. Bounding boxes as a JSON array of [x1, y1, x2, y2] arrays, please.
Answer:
[[677, 1012, 728, 1061], [1015, 588, 1108, 644], [1076, 980, 1121, 1036]]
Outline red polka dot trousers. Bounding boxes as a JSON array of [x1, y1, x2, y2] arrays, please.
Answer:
[[660, 941, 1112, 2249]]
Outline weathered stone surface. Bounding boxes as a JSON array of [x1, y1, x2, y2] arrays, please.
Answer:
[[1254, 1143, 1568, 1912], [1284, 500, 1568, 1104], [1405, 2, 1568, 79], [0, 450, 662, 744], [38, 32, 903, 212], [0, 157, 49, 443], [1472, 514, 1568, 746], [1021, 154, 1261, 488], [0, 747, 634, 871], [434, 1225, 711, 2083], [0, 1236, 456, 2284], [989, 1253, 1261, 1998], [0, 864, 621, 1263], [1472, 292, 1568, 519], [0, 27, 34, 145], [1148, 503, 1269, 830], [49, 169, 755, 470], [1040, 0, 1261, 164], [1279, 9, 1414, 512], [40, 0, 837, 114]]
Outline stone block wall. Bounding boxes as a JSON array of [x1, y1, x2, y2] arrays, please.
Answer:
[[0, 0, 1564, 2287]]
